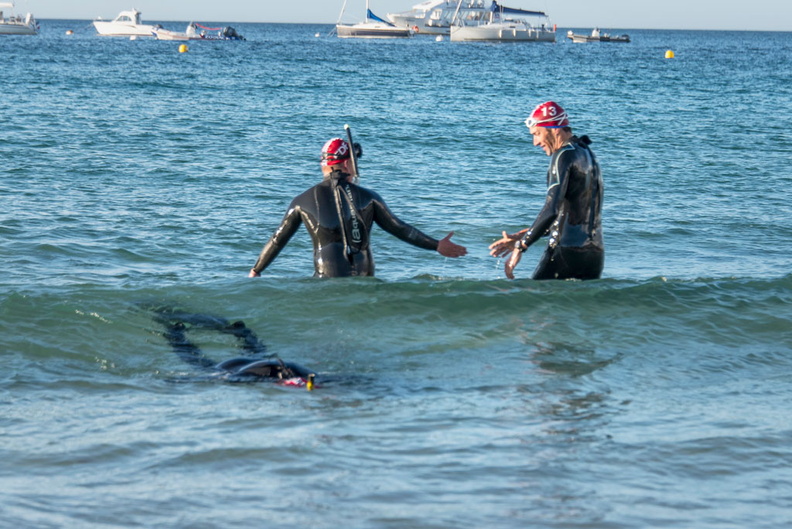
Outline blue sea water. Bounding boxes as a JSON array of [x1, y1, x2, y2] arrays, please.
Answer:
[[1, 20, 791, 528]]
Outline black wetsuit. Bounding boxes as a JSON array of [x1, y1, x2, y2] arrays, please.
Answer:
[[252, 173, 440, 277], [152, 308, 315, 383], [519, 135, 604, 280]]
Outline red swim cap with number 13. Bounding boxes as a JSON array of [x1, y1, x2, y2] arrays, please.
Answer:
[[525, 101, 569, 129]]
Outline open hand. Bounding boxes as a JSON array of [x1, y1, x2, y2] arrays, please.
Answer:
[[437, 232, 467, 258], [489, 230, 522, 258]]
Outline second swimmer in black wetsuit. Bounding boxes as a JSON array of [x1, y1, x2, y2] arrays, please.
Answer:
[[489, 101, 604, 280], [249, 137, 467, 278]]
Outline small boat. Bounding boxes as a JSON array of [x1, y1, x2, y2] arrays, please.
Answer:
[[197, 24, 245, 41], [152, 22, 246, 41], [336, 0, 413, 38], [387, 0, 487, 36], [567, 28, 630, 43], [152, 27, 191, 41], [0, 2, 38, 35], [450, 1, 555, 43], [93, 9, 160, 37]]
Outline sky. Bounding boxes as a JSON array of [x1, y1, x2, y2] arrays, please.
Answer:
[[16, 0, 792, 31]]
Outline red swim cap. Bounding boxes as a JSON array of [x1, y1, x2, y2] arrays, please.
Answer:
[[321, 138, 351, 166], [525, 101, 569, 129]]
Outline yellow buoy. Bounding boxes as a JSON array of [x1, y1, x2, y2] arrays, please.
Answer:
[[665, 49, 675, 59], [179, 44, 189, 53]]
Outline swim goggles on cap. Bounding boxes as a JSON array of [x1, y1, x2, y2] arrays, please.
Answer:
[[525, 101, 569, 129], [524, 110, 569, 129]]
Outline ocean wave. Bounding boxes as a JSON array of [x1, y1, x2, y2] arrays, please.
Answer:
[[2, 275, 789, 385]]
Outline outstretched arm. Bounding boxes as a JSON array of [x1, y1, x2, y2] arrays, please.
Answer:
[[368, 192, 466, 258], [489, 192, 560, 260], [491, 149, 573, 277], [495, 196, 558, 279]]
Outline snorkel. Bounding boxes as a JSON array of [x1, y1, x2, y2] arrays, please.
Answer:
[[322, 129, 366, 260], [344, 124, 360, 184]]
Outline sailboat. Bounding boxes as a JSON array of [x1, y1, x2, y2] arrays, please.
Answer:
[[0, 1, 38, 35], [450, 1, 555, 42], [387, 0, 487, 36], [336, 0, 413, 38]]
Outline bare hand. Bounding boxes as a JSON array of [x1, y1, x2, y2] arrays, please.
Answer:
[[504, 249, 522, 279], [489, 229, 526, 258], [248, 268, 261, 278], [437, 232, 467, 258]]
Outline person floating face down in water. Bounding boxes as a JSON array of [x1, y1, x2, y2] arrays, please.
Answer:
[[249, 137, 467, 278], [153, 307, 316, 388], [489, 101, 604, 280]]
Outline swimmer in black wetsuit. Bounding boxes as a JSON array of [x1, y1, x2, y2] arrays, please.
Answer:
[[249, 137, 467, 278], [489, 101, 604, 280], [152, 308, 315, 386]]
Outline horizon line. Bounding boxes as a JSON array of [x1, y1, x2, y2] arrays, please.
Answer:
[[39, 18, 792, 33]]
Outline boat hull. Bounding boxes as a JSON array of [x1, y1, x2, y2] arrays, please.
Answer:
[[451, 24, 555, 42], [387, 13, 450, 35], [567, 29, 630, 43], [151, 28, 191, 41], [416, 21, 454, 35], [336, 23, 412, 39], [0, 23, 37, 35], [568, 34, 630, 43]]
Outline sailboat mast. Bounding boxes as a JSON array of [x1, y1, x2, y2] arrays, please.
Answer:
[[337, 0, 348, 24], [451, 0, 463, 26]]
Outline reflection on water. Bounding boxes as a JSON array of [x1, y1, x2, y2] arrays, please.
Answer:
[[532, 341, 622, 377], [519, 341, 628, 442]]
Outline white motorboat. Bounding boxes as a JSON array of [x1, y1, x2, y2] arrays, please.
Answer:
[[450, 1, 555, 42], [387, 0, 487, 36], [336, 0, 413, 38], [387, 0, 445, 28], [93, 9, 160, 37], [0, 2, 38, 35], [152, 22, 246, 41], [567, 28, 630, 43]]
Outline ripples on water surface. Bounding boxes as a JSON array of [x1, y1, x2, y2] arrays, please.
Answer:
[[1, 21, 791, 529]]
